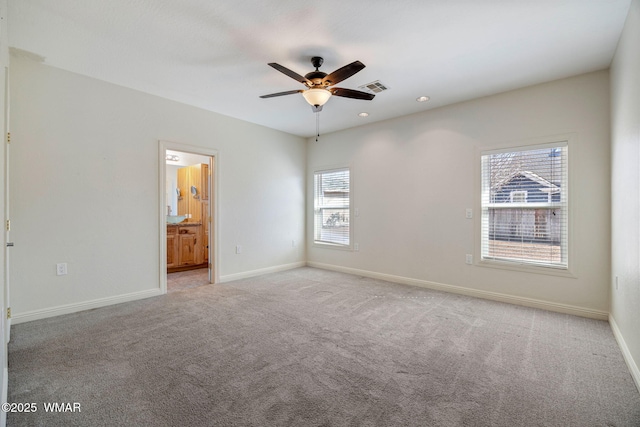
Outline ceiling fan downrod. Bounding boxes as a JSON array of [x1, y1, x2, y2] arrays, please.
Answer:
[[310, 56, 323, 71]]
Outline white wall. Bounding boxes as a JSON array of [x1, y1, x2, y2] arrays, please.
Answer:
[[611, 0, 640, 390], [308, 70, 611, 317], [9, 56, 306, 320]]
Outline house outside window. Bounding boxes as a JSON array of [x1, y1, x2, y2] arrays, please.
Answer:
[[481, 142, 568, 269], [314, 168, 350, 247]]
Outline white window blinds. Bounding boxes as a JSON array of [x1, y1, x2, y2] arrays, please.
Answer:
[[314, 168, 350, 246], [481, 143, 568, 268]]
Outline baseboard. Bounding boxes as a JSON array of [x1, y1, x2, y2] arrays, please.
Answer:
[[609, 314, 640, 393], [307, 262, 609, 321], [12, 262, 305, 324], [219, 261, 306, 283], [11, 289, 163, 324]]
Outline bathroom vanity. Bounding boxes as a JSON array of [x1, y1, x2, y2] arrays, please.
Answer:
[[167, 223, 206, 272]]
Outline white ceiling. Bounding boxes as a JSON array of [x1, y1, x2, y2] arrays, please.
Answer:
[[8, 0, 632, 138]]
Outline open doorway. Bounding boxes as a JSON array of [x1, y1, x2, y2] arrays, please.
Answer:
[[159, 141, 217, 294]]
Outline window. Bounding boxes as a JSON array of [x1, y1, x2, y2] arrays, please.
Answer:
[[314, 168, 350, 247], [510, 190, 527, 203], [481, 142, 568, 269]]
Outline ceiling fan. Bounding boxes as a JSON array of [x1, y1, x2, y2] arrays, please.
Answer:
[[259, 56, 375, 112]]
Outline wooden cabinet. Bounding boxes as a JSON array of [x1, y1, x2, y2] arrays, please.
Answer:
[[202, 201, 209, 264], [201, 163, 209, 201], [167, 223, 204, 272], [167, 225, 178, 269], [177, 164, 207, 223], [178, 231, 198, 266]]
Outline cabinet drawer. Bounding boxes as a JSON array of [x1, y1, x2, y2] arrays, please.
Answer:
[[178, 226, 198, 235]]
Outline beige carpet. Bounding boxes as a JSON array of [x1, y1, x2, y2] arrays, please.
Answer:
[[7, 267, 640, 426], [167, 268, 210, 293]]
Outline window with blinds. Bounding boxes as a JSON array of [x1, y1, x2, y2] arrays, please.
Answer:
[[481, 143, 568, 269], [314, 168, 350, 247]]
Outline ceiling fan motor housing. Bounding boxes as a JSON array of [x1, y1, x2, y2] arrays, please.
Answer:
[[305, 71, 328, 86], [306, 57, 328, 86], [304, 56, 331, 87]]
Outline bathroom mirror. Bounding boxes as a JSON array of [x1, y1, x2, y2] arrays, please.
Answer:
[[166, 154, 209, 223]]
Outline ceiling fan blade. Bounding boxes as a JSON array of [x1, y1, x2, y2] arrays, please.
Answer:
[[312, 105, 323, 113], [330, 88, 375, 100], [259, 89, 304, 99], [268, 63, 311, 85], [322, 61, 366, 86]]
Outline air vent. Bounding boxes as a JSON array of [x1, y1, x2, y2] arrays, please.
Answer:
[[358, 80, 389, 94]]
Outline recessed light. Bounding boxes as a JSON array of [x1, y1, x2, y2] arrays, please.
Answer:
[[358, 112, 369, 117], [416, 96, 430, 102]]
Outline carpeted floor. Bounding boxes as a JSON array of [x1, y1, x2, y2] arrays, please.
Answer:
[[167, 268, 210, 293], [7, 267, 640, 426]]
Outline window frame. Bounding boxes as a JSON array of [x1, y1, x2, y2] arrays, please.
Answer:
[[475, 136, 575, 277], [312, 166, 353, 250]]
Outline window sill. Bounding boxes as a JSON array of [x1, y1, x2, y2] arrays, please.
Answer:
[[313, 241, 353, 251], [477, 258, 576, 278]]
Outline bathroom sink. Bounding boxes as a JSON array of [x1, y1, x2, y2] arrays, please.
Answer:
[[166, 215, 187, 224]]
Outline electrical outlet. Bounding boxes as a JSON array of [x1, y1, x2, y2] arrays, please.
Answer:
[[236, 245, 242, 254], [466, 208, 473, 219], [354, 243, 359, 251], [56, 263, 68, 276], [465, 254, 473, 265]]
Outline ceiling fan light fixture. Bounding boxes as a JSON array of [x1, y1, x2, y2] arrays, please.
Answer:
[[302, 88, 332, 107]]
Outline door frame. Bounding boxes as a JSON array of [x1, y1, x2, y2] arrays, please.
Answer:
[[158, 140, 218, 293], [3, 64, 9, 342], [1, 61, 9, 427]]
